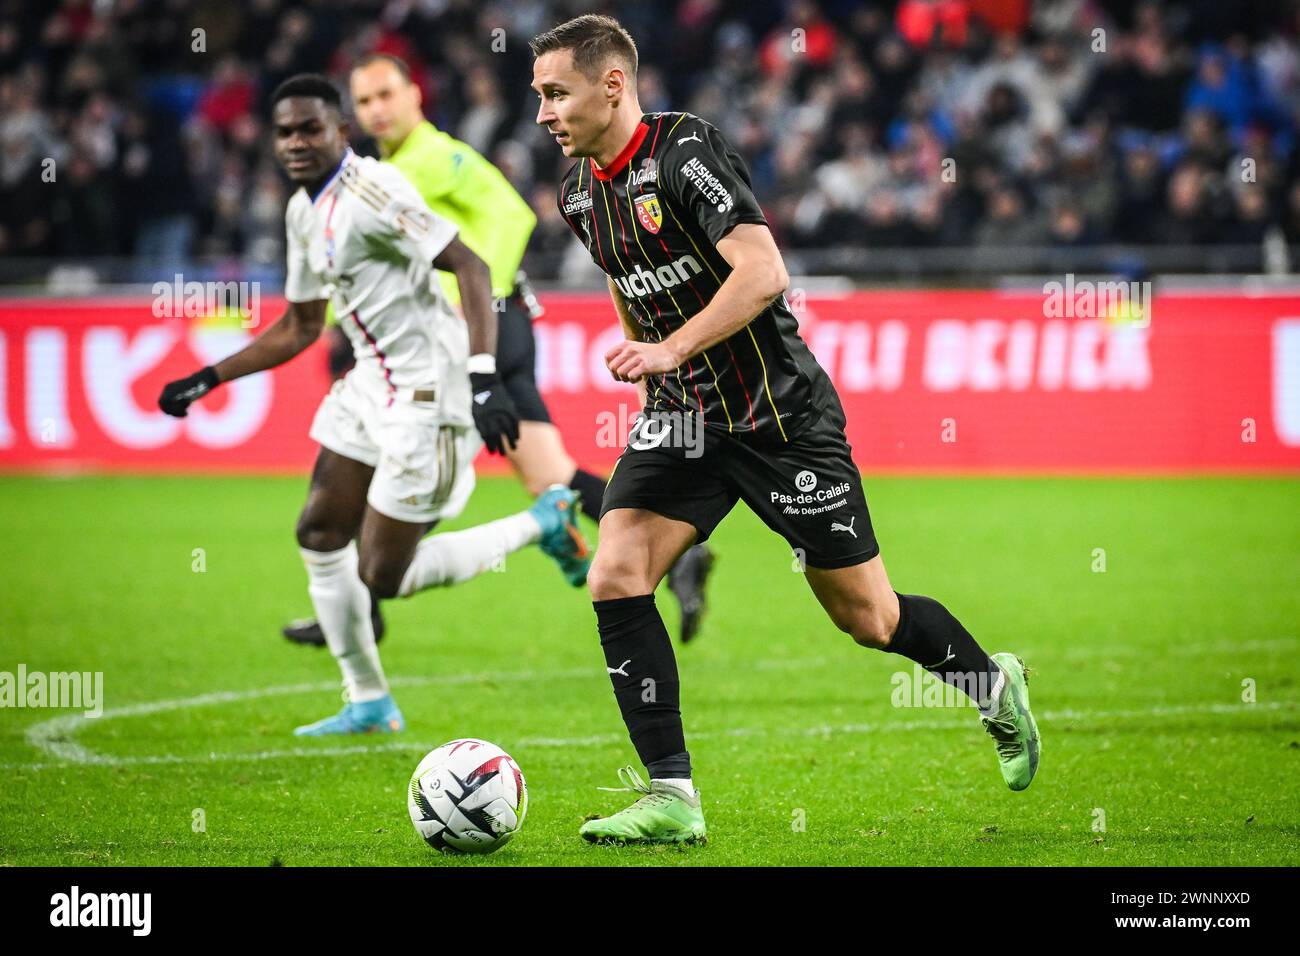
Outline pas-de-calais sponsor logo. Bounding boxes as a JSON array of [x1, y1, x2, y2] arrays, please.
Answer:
[[795, 469, 817, 492], [50, 886, 151, 936], [152, 274, 261, 329], [611, 255, 703, 300], [635, 193, 663, 234], [0, 665, 102, 718], [770, 481, 851, 507], [1042, 274, 1152, 328]]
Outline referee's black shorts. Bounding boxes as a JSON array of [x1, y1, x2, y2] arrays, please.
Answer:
[[600, 398, 880, 570]]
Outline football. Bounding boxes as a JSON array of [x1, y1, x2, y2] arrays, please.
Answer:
[[407, 739, 528, 854]]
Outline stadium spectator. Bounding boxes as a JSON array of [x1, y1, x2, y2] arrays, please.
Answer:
[[0, 0, 1297, 276]]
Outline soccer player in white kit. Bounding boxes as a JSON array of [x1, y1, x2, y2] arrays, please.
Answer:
[[158, 75, 590, 735]]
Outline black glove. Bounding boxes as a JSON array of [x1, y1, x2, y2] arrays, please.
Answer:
[[469, 371, 520, 455], [158, 366, 219, 418]]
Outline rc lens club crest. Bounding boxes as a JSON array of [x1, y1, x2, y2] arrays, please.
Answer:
[[635, 193, 662, 234]]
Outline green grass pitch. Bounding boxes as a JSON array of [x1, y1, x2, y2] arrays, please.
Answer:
[[1, 473, 1297, 866]]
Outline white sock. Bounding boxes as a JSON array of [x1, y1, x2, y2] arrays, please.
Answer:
[[653, 777, 696, 800], [301, 542, 388, 703], [398, 512, 541, 597]]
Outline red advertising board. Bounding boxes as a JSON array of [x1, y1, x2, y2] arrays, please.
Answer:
[[1, 290, 1297, 473]]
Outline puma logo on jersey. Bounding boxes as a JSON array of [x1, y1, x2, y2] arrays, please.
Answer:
[[831, 516, 857, 538], [677, 131, 702, 145], [607, 659, 631, 676], [610, 255, 703, 300], [473, 390, 492, 405]]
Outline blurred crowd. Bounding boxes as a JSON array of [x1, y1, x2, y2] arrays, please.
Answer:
[[4, 0, 1300, 276]]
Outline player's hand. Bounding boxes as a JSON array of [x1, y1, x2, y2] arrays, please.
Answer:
[[469, 371, 520, 455], [605, 340, 682, 383], [158, 366, 219, 418]]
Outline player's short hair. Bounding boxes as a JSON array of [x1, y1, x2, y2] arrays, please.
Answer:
[[529, 14, 638, 82], [350, 52, 412, 83], [271, 74, 343, 115]]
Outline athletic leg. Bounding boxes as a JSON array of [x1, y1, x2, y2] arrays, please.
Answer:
[[724, 400, 1040, 789], [359, 502, 547, 598], [505, 420, 579, 496], [292, 448, 404, 735], [803, 556, 1040, 790], [577, 421, 735, 843], [282, 362, 384, 648], [586, 508, 697, 780], [804, 558, 1003, 705], [579, 507, 708, 842]]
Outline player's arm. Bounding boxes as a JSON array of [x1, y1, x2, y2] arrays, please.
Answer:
[[159, 196, 331, 417], [157, 301, 327, 417], [605, 224, 786, 382], [435, 238, 497, 357], [433, 237, 519, 455], [608, 280, 650, 408], [606, 119, 783, 384], [600, 120, 774, 385], [217, 300, 329, 380], [373, 165, 519, 453]]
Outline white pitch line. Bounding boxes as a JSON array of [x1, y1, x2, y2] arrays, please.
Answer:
[[14, 658, 834, 768], [19, 666, 596, 767], [13, 636, 1297, 767], [7, 675, 1295, 771]]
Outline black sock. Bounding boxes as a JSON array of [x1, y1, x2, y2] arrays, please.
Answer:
[[569, 468, 606, 523], [886, 592, 1002, 707], [593, 594, 691, 778]]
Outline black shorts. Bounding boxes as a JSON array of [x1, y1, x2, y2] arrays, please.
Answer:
[[600, 402, 880, 570], [496, 294, 551, 424]]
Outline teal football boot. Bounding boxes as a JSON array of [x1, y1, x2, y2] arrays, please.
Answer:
[[293, 692, 405, 736], [530, 484, 592, 586]]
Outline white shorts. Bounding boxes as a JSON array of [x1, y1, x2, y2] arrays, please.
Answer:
[[309, 369, 480, 524]]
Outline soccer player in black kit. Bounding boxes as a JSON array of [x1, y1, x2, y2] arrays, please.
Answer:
[[531, 15, 1041, 844]]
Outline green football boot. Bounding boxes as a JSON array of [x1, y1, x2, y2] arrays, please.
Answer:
[[580, 766, 707, 845], [980, 653, 1041, 791]]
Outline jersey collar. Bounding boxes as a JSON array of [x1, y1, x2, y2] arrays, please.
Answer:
[[310, 148, 354, 205], [590, 121, 649, 181]]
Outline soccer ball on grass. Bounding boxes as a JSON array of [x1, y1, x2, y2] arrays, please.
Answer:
[[407, 738, 527, 854]]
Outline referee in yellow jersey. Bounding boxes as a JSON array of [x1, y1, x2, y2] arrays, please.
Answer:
[[282, 53, 715, 646]]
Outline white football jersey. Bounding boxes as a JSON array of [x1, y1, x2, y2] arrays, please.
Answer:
[[284, 148, 470, 424]]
